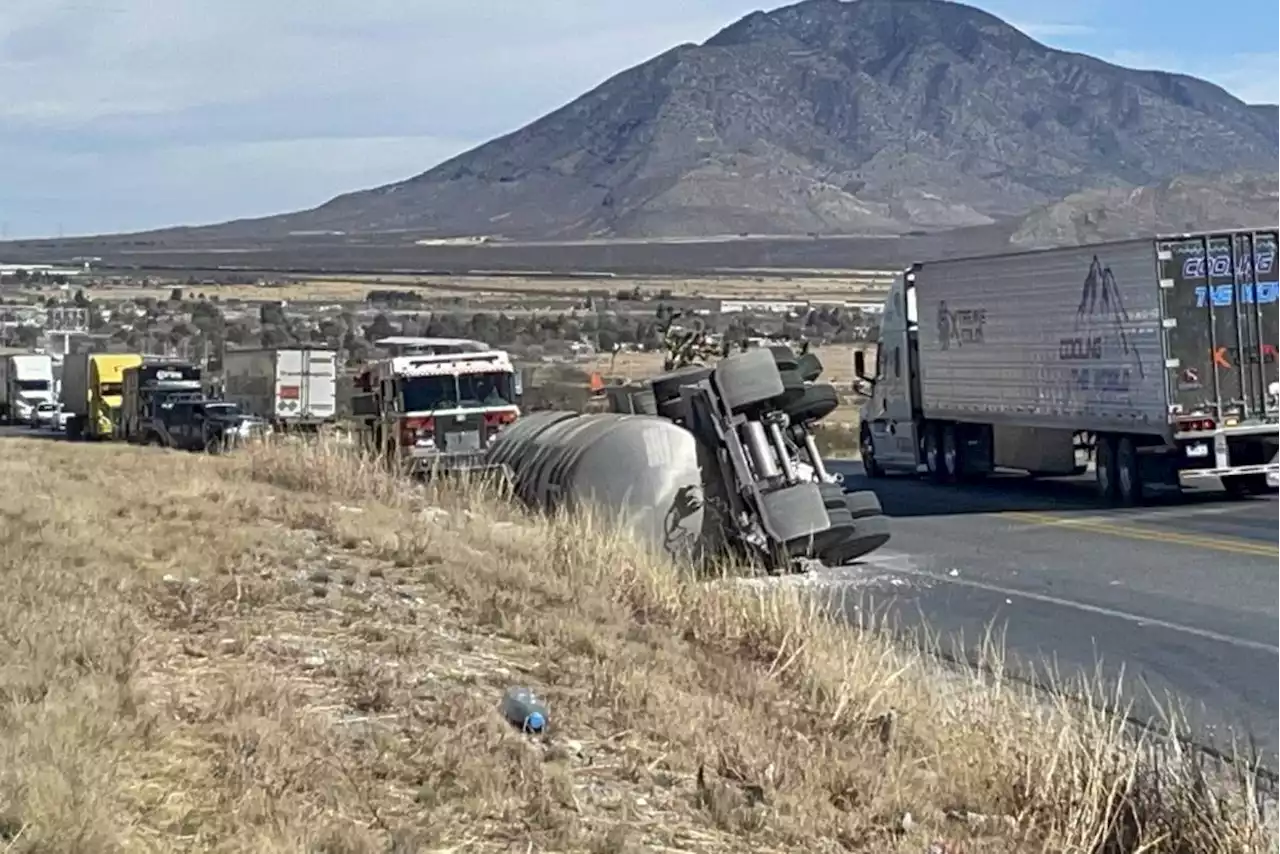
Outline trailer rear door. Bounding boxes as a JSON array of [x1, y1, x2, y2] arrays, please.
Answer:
[[275, 348, 336, 421], [1157, 230, 1279, 422]]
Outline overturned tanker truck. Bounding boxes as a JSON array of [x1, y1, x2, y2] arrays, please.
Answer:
[[483, 345, 891, 574]]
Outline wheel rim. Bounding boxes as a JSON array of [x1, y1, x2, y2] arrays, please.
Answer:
[[927, 436, 939, 472], [861, 432, 875, 465], [1097, 451, 1111, 493], [944, 437, 957, 475]]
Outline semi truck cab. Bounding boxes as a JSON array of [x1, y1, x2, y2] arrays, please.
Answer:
[[853, 270, 928, 474], [0, 354, 56, 425]]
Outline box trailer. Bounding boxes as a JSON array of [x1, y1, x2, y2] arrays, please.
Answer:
[[221, 348, 337, 429], [855, 229, 1279, 504], [59, 351, 145, 440]]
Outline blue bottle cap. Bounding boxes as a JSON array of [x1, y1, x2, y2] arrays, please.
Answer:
[[525, 712, 546, 733]]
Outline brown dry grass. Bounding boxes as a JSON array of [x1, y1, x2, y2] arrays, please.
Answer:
[[0, 435, 1270, 853], [58, 273, 894, 305]]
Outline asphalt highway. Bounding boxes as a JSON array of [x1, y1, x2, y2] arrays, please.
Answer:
[[823, 459, 1279, 771]]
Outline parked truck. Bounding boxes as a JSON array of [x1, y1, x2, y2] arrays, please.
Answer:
[[0, 352, 55, 425], [854, 229, 1279, 505], [221, 347, 337, 431], [61, 352, 144, 440], [120, 360, 205, 444]]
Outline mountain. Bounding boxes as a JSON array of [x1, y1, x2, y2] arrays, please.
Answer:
[[157, 0, 1280, 242], [1010, 172, 1280, 248]]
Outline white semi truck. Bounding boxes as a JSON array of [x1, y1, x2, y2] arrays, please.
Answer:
[[221, 348, 338, 431], [854, 228, 1279, 504], [0, 352, 55, 425]]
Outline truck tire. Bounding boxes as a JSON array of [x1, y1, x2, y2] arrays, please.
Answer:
[[781, 383, 839, 424], [755, 481, 830, 554], [860, 425, 884, 478], [1115, 437, 1143, 506], [1095, 435, 1119, 503], [818, 482, 846, 509], [843, 490, 883, 519], [713, 349, 786, 414], [767, 346, 800, 371], [650, 366, 714, 406], [795, 351, 824, 383], [819, 515, 892, 565], [942, 424, 963, 482], [924, 423, 947, 483]]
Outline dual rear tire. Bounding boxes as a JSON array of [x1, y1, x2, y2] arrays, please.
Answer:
[[1095, 434, 1142, 506], [923, 422, 967, 483]]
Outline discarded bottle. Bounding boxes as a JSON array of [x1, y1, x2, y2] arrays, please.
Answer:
[[500, 687, 548, 734]]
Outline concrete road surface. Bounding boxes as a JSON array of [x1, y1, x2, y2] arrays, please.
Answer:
[[821, 459, 1278, 771]]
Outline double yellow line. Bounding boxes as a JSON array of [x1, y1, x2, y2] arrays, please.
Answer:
[[1007, 511, 1278, 558]]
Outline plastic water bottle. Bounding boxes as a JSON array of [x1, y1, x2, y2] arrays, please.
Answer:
[[500, 687, 548, 734]]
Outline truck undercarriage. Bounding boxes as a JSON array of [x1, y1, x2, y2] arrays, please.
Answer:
[[485, 344, 892, 574]]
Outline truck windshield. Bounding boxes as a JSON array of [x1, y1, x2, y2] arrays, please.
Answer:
[[401, 375, 457, 412], [401, 372, 516, 411], [16, 379, 50, 392], [457, 372, 516, 407]]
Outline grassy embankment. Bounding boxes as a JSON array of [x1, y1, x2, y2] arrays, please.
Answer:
[[0, 436, 1269, 852]]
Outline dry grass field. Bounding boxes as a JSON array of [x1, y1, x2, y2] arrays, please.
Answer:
[[0, 435, 1270, 852], [56, 272, 894, 305]]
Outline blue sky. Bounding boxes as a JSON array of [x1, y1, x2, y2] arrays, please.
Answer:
[[0, 0, 1276, 239]]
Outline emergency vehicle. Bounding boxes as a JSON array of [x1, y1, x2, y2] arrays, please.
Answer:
[[351, 338, 522, 476]]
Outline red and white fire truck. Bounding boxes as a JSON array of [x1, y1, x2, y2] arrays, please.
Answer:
[[351, 338, 522, 476]]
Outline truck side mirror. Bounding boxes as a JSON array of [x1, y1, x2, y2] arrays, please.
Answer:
[[852, 350, 874, 397], [854, 350, 875, 382]]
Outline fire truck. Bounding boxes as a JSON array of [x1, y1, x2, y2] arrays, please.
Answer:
[[351, 338, 523, 476]]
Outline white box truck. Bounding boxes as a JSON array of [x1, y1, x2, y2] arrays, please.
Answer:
[[0, 352, 55, 425], [854, 228, 1279, 504], [221, 348, 338, 429]]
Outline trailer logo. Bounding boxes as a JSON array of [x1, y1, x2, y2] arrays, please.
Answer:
[[1059, 256, 1146, 395], [936, 300, 987, 351], [1181, 249, 1275, 279]]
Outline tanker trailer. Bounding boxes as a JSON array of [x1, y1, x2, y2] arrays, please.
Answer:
[[485, 347, 891, 574]]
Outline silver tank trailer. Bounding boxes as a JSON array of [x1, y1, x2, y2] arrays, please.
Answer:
[[487, 346, 892, 573], [487, 411, 721, 563]]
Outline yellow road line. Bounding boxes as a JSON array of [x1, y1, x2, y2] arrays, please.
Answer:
[[1005, 511, 1279, 558]]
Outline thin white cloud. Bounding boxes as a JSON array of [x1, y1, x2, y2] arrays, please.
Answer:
[[1010, 21, 1096, 38], [0, 0, 756, 236]]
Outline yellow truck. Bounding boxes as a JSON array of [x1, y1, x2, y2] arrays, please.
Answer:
[[60, 352, 144, 440]]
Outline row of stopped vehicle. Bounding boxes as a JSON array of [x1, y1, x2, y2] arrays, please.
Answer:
[[485, 343, 892, 574], [349, 337, 524, 478], [118, 359, 265, 452]]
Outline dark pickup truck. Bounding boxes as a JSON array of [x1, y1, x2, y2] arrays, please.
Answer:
[[151, 397, 266, 453]]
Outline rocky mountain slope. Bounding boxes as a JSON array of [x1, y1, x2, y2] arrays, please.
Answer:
[[1010, 172, 1280, 248], [169, 0, 1280, 242]]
